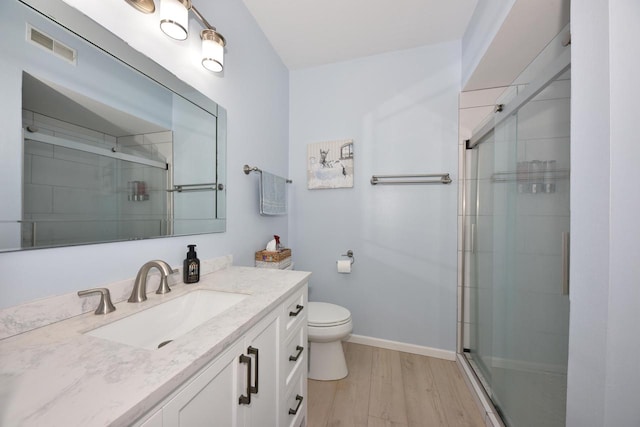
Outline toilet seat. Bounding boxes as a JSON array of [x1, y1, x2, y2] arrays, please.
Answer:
[[308, 302, 351, 327]]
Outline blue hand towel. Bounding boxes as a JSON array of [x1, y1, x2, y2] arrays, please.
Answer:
[[260, 171, 287, 215]]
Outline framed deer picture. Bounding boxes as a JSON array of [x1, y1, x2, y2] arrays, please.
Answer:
[[307, 139, 354, 189]]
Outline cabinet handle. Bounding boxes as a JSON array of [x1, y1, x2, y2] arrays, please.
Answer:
[[289, 345, 304, 362], [248, 346, 259, 394], [238, 354, 252, 405], [289, 304, 304, 317], [288, 395, 304, 415]]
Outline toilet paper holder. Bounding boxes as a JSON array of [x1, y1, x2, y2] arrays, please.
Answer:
[[340, 250, 355, 265]]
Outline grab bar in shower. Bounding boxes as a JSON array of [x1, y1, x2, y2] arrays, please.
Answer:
[[370, 173, 452, 185]]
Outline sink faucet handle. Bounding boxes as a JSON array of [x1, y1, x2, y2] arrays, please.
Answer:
[[154, 261, 175, 295], [78, 288, 116, 315], [156, 275, 171, 295]]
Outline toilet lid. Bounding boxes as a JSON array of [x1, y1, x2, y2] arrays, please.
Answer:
[[308, 302, 351, 327]]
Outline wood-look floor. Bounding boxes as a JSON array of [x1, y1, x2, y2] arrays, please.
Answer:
[[307, 342, 486, 427]]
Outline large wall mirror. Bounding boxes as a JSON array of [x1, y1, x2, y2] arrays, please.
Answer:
[[0, 0, 226, 252]]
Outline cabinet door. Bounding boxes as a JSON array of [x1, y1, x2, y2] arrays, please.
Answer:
[[241, 310, 280, 427], [138, 408, 163, 427], [163, 340, 243, 427], [283, 370, 306, 427]]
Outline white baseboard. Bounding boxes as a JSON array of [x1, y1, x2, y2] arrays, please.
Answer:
[[346, 334, 456, 361]]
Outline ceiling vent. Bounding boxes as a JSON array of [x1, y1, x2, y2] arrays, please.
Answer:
[[27, 25, 77, 65]]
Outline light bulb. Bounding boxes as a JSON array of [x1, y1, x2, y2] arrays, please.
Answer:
[[160, 0, 191, 40], [201, 29, 225, 72]]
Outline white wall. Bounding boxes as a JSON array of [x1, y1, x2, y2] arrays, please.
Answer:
[[605, 0, 640, 422], [0, 0, 290, 308], [289, 43, 461, 351], [567, 0, 640, 425]]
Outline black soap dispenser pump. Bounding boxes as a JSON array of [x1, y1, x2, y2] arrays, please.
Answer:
[[183, 245, 200, 284]]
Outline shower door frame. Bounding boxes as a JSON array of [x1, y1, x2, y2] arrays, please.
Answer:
[[457, 48, 571, 426]]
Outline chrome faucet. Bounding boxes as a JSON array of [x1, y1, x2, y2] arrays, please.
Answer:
[[128, 260, 175, 303]]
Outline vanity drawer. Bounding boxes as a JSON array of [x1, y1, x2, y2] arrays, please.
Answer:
[[283, 285, 307, 337], [283, 370, 306, 427], [283, 322, 306, 388]]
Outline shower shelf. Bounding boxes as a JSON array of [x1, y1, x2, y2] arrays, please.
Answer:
[[491, 168, 570, 183], [491, 168, 570, 194]]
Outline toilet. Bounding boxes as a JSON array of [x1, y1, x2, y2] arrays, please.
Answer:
[[307, 302, 353, 380]]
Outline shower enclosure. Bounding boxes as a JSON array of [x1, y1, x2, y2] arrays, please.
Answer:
[[461, 50, 570, 426], [22, 134, 170, 248]]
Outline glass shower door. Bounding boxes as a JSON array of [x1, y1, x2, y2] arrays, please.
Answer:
[[467, 70, 571, 426]]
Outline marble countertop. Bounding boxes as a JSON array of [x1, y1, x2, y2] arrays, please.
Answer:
[[0, 266, 310, 426]]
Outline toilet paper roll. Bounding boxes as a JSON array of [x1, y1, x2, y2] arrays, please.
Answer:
[[337, 260, 352, 274]]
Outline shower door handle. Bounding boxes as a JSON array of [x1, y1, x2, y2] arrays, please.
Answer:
[[470, 223, 476, 254], [562, 232, 570, 296]]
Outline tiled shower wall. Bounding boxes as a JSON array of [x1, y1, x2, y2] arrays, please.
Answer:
[[495, 78, 570, 374], [458, 76, 570, 353], [457, 77, 571, 426], [22, 110, 171, 247]]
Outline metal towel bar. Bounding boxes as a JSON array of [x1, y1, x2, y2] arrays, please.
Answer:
[[370, 173, 452, 185], [243, 164, 292, 183]]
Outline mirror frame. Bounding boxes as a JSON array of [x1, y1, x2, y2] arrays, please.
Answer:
[[1, 0, 227, 252]]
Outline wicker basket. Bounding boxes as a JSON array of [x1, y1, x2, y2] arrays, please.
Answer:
[[255, 248, 292, 262], [255, 257, 292, 269]]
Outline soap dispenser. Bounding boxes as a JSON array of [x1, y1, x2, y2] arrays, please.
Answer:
[[183, 245, 200, 284]]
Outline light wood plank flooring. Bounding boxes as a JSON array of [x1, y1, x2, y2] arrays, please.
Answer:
[[307, 342, 485, 427]]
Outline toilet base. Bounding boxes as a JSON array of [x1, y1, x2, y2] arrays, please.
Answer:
[[308, 340, 348, 381]]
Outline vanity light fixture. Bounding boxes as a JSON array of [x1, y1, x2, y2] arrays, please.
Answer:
[[125, 0, 226, 72], [201, 29, 225, 72], [159, 0, 226, 72], [124, 0, 156, 14], [159, 0, 190, 40]]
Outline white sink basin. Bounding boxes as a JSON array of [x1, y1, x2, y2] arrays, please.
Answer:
[[86, 290, 248, 350]]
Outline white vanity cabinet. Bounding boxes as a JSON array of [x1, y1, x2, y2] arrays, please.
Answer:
[[136, 284, 308, 427], [240, 308, 280, 427], [162, 339, 245, 426]]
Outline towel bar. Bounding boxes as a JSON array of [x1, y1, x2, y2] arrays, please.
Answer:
[[244, 165, 292, 183], [370, 173, 452, 185]]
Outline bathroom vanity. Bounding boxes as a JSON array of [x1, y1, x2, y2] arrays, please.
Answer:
[[0, 266, 309, 427]]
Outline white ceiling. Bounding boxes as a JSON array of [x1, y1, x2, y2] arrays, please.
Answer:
[[241, 0, 478, 70], [463, 0, 570, 91], [23, 73, 166, 137]]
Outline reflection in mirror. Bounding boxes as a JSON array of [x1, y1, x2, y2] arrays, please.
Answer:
[[22, 72, 172, 248], [0, 0, 226, 252]]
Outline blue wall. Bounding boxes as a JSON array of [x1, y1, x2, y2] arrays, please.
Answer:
[[289, 43, 461, 351], [0, 0, 290, 307]]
